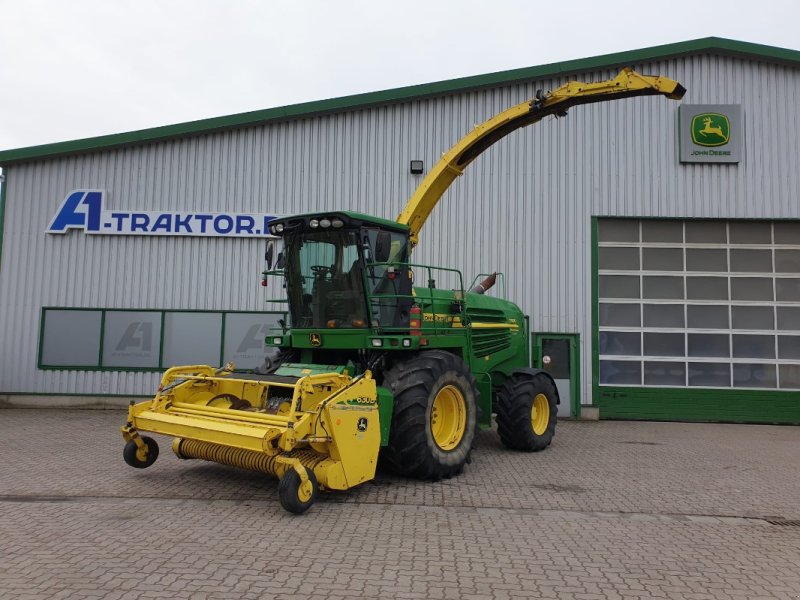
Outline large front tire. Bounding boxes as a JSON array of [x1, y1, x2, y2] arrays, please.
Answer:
[[381, 351, 478, 480], [496, 372, 558, 452]]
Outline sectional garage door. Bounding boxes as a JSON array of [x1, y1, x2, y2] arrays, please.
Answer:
[[594, 218, 800, 424]]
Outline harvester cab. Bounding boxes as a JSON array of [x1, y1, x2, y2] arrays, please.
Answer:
[[266, 212, 413, 335], [121, 67, 686, 513]]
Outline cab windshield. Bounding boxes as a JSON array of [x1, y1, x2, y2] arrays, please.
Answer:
[[284, 229, 368, 328]]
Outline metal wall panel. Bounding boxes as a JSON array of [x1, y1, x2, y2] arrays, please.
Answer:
[[1, 54, 799, 403]]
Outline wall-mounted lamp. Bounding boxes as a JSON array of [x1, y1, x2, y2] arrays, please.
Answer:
[[409, 160, 424, 175]]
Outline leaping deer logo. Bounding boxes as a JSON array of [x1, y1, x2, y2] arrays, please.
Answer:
[[698, 117, 729, 143], [691, 113, 731, 147]]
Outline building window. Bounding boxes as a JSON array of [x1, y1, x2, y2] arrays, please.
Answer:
[[38, 308, 284, 371], [597, 218, 800, 390]]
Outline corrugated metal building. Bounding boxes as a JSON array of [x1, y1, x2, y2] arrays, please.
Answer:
[[1, 37, 799, 423]]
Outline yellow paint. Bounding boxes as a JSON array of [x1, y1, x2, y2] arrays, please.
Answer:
[[531, 393, 550, 435], [396, 68, 684, 247], [430, 384, 467, 451], [124, 365, 382, 499]]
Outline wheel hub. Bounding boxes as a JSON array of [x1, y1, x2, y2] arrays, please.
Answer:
[[297, 478, 314, 503], [430, 385, 467, 451], [531, 393, 550, 435]]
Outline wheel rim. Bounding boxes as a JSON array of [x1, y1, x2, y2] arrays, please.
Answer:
[[531, 393, 550, 435], [430, 385, 467, 451], [136, 445, 149, 463], [297, 478, 314, 503]]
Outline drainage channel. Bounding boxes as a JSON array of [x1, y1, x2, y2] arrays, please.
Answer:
[[0, 493, 796, 527]]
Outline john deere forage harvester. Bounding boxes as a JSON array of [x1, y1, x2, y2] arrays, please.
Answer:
[[121, 68, 685, 513]]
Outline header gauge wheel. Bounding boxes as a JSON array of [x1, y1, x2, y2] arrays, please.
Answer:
[[123, 436, 159, 469]]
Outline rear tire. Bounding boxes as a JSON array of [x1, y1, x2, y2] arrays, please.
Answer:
[[496, 373, 557, 452], [381, 350, 478, 480]]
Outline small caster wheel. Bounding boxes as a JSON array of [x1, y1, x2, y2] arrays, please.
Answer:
[[123, 436, 159, 469], [278, 468, 318, 514]]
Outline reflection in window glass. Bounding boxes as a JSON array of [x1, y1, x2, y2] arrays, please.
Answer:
[[599, 303, 641, 327], [541, 339, 570, 379], [732, 334, 776, 359], [778, 336, 800, 359], [733, 364, 777, 388], [599, 247, 640, 270], [779, 364, 800, 389], [162, 313, 222, 367], [776, 278, 800, 302], [599, 220, 639, 243], [686, 249, 727, 272], [643, 361, 685, 386], [643, 332, 684, 356], [775, 250, 800, 273], [730, 278, 774, 301], [41, 310, 102, 367], [686, 221, 726, 244], [777, 306, 800, 331], [599, 331, 641, 356], [224, 313, 285, 370], [686, 277, 728, 300], [687, 305, 729, 329], [730, 249, 772, 273], [688, 363, 730, 387], [729, 222, 771, 244], [731, 306, 774, 330], [642, 220, 682, 243], [597, 219, 800, 391], [642, 276, 683, 299], [687, 334, 730, 358], [599, 275, 640, 298], [643, 304, 684, 328], [599, 360, 641, 385], [774, 222, 800, 245], [642, 248, 682, 271]]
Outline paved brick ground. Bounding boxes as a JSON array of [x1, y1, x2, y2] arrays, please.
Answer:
[[0, 409, 798, 599]]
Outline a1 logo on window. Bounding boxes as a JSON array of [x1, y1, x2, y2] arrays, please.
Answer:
[[115, 322, 154, 353]]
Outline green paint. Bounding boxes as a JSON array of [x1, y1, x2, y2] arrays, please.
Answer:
[[596, 386, 800, 424], [532, 332, 581, 418], [690, 113, 731, 146], [376, 385, 394, 445], [0, 168, 6, 269], [2, 38, 799, 166], [275, 363, 348, 377], [591, 217, 600, 393]]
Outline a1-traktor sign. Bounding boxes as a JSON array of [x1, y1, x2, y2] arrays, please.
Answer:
[[679, 104, 742, 164]]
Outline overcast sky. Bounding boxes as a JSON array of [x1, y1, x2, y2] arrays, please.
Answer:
[[1, 0, 798, 151]]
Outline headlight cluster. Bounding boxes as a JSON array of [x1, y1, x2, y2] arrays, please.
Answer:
[[268, 223, 285, 235], [309, 217, 344, 229]]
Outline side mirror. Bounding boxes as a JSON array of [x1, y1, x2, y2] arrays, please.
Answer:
[[375, 231, 391, 263], [275, 251, 285, 270], [265, 241, 275, 270]]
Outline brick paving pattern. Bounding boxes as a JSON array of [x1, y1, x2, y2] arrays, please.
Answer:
[[0, 409, 798, 599]]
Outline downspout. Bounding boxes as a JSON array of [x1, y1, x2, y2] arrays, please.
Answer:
[[0, 167, 6, 272]]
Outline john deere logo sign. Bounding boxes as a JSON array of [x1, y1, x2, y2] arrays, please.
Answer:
[[691, 113, 730, 147], [679, 104, 741, 164]]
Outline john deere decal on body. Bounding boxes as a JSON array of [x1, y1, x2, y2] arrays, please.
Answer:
[[691, 113, 730, 147]]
